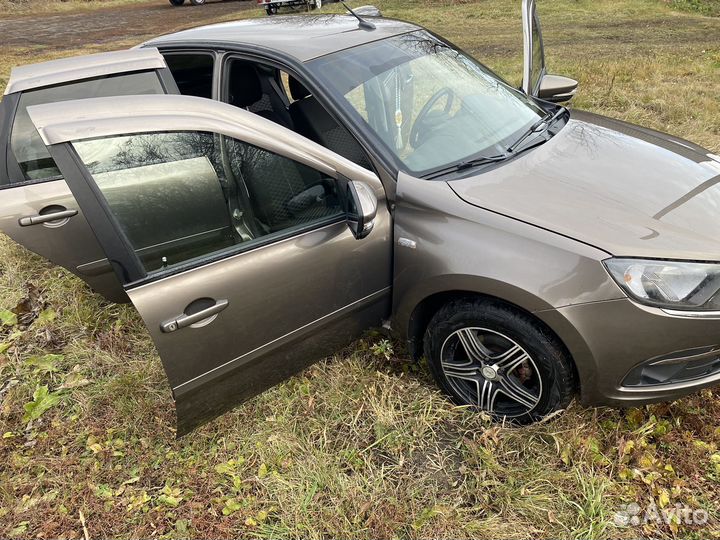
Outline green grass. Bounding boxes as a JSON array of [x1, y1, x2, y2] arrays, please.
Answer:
[[1, 0, 720, 538], [669, 0, 720, 16]]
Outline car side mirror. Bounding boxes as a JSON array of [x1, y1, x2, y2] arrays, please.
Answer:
[[538, 74, 578, 103], [346, 180, 378, 239]]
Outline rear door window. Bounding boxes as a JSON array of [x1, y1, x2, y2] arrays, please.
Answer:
[[164, 53, 214, 99], [9, 71, 165, 182]]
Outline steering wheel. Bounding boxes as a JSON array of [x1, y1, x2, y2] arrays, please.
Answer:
[[409, 87, 455, 149]]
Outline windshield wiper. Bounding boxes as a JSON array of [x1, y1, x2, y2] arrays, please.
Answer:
[[421, 107, 567, 180], [423, 153, 509, 180], [506, 106, 567, 154]]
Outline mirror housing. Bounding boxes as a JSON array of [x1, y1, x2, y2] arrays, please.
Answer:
[[346, 180, 377, 239], [538, 74, 578, 103]]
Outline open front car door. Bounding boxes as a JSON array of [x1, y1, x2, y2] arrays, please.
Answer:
[[522, 0, 578, 103], [25, 95, 392, 435]]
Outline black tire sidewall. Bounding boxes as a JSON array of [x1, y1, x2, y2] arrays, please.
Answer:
[[424, 301, 572, 423]]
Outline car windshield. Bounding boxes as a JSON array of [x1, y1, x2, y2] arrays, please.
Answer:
[[308, 31, 547, 176]]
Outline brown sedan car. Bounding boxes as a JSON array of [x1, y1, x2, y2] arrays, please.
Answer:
[[2, 1, 720, 434]]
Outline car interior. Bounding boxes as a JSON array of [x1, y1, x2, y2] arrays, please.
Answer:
[[157, 54, 376, 267], [163, 53, 215, 99], [164, 53, 372, 169]]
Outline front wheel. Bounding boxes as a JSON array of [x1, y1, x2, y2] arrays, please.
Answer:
[[169, 0, 185, 5], [190, 0, 206, 4], [266, 3, 278, 14], [424, 299, 575, 424]]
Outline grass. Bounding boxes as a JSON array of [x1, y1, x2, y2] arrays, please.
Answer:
[[1, 0, 720, 538], [669, 0, 720, 16], [0, 0, 159, 15]]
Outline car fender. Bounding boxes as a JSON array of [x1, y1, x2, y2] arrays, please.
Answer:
[[392, 171, 623, 387]]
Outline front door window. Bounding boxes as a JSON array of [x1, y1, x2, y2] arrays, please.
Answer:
[[72, 131, 346, 274]]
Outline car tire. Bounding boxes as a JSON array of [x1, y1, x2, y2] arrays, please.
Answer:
[[190, 0, 206, 4], [266, 4, 278, 14], [169, 0, 185, 5], [424, 298, 575, 424]]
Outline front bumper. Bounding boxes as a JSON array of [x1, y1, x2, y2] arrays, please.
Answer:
[[537, 298, 720, 406]]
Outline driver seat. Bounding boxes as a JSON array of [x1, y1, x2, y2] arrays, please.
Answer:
[[287, 77, 371, 170], [228, 61, 294, 130]]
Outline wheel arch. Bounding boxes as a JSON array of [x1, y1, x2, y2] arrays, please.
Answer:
[[400, 282, 584, 393], [397, 274, 552, 351]]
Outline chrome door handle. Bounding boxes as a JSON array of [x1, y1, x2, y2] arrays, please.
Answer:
[[160, 299, 229, 333], [19, 209, 78, 227]]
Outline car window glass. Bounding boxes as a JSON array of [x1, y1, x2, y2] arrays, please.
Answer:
[[309, 31, 546, 175], [72, 131, 345, 275], [345, 84, 369, 122], [530, 11, 544, 93], [10, 71, 164, 183], [279, 71, 295, 103], [164, 53, 214, 98]]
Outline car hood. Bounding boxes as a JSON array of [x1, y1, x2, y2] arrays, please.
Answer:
[[448, 110, 720, 260]]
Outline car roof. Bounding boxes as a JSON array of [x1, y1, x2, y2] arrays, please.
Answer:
[[3, 48, 165, 95], [142, 14, 421, 62]]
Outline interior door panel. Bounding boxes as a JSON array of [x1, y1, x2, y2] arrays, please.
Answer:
[[522, 0, 546, 96]]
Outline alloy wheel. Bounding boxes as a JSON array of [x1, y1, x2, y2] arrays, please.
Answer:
[[440, 327, 542, 417]]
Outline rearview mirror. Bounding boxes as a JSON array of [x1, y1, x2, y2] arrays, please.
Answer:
[[538, 74, 579, 103], [346, 180, 377, 239]]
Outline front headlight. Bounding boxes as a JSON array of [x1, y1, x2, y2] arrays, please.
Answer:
[[604, 258, 720, 311]]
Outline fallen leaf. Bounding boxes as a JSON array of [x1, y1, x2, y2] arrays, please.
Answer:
[[22, 385, 62, 422], [25, 353, 63, 374], [58, 373, 91, 390], [0, 309, 17, 327]]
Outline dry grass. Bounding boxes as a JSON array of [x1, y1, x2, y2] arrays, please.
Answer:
[[0, 0, 157, 15], [1, 0, 720, 538]]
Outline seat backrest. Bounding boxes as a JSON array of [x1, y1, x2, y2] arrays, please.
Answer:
[[228, 62, 263, 109], [288, 78, 372, 170], [227, 140, 309, 232], [227, 61, 293, 130]]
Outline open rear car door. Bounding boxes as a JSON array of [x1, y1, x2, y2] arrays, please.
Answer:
[[0, 49, 179, 302], [522, 0, 578, 102], [25, 95, 392, 435]]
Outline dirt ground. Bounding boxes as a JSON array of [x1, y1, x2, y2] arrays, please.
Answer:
[[0, 0, 255, 49]]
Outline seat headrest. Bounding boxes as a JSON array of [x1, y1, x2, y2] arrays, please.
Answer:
[[289, 76, 311, 101], [228, 62, 262, 108]]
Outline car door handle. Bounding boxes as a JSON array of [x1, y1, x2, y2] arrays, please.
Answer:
[[19, 209, 78, 227], [160, 299, 229, 333]]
